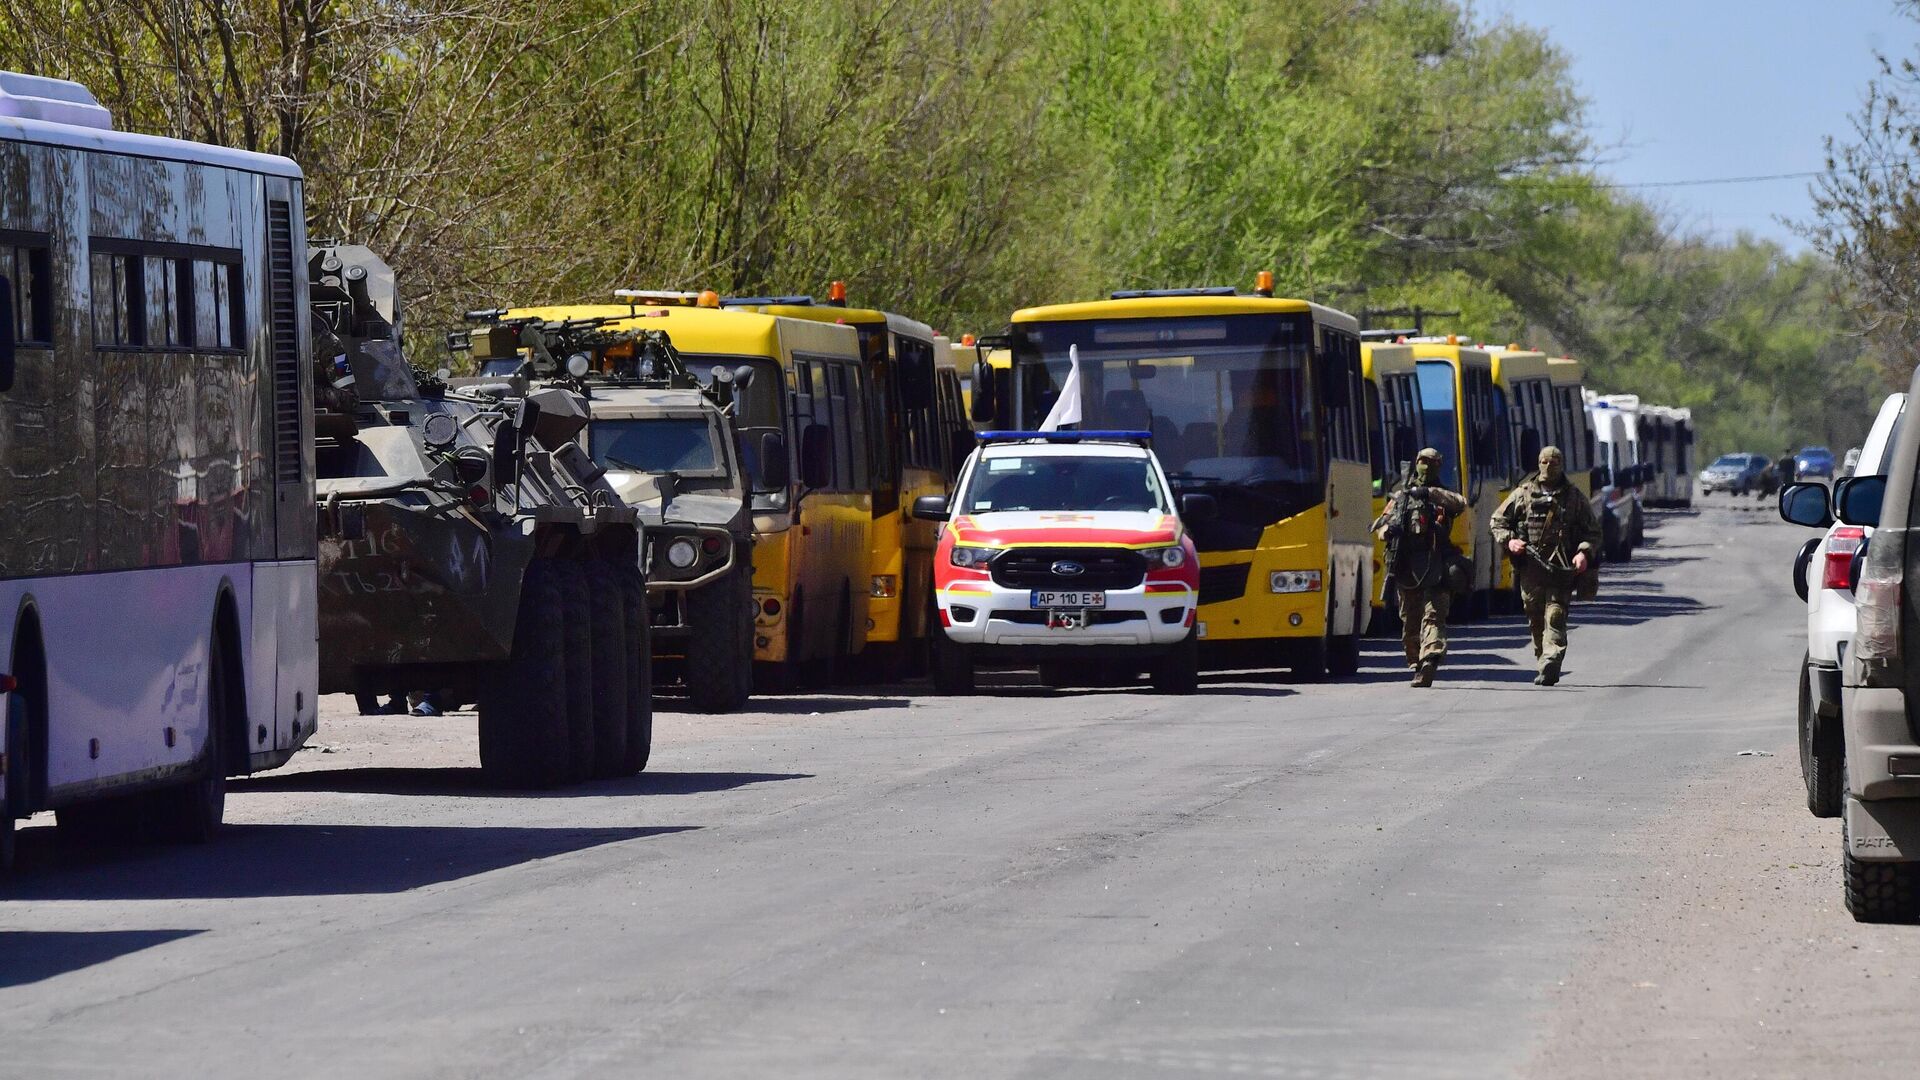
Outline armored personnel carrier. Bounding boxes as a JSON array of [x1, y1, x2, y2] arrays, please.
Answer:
[[309, 246, 649, 787], [451, 305, 757, 713]]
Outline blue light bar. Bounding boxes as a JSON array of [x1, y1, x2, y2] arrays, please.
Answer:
[[977, 430, 1153, 443]]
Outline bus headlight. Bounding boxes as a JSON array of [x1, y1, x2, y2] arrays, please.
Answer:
[[1270, 570, 1323, 594], [950, 546, 994, 569], [1146, 545, 1186, 568], [665, 539, 700, 570]]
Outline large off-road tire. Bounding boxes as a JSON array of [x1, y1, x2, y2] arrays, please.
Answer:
[[151, 622, 236, 843], [1845, 836, 1920, 924], [478, 559, 572, 788], [1150, 633, 1200, 695], [616, 563, 654, 775], [1799, 653, 1842, 819], [585, 560, 630, 779], [556, 561, 597, 784], [686, 566, 754, 713], [929, 630, 974, 695]]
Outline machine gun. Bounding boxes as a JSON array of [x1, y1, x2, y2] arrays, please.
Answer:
[[1383, 463, 1449, 591], [449, 311, 754, 414]]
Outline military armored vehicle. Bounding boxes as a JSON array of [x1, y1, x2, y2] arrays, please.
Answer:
[[309, 246, 650, 787], [451, 305, 757, 713]]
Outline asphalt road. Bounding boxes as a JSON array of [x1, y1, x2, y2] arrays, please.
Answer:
[[6, 502, 1920, 1079]]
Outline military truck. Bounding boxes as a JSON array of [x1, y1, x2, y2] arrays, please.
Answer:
[[451, 306, 757, 713], [309, 246, 650, 787]]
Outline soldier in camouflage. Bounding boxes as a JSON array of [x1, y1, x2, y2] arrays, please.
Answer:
[[1490, 446, 1603, 686], [1372, 447, 1470, 688]]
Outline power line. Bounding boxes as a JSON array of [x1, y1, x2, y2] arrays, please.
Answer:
[[1600, 170, 1825, 189]]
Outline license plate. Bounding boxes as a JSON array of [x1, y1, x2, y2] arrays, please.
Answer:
[[1031, 590, 1105, 609]]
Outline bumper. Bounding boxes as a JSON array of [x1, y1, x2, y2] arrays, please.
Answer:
[[937, 581, 1194, 649], [1841, 681, 1920, 861]]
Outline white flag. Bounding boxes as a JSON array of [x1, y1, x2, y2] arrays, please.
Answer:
[[1039, 344, 1083, 431]]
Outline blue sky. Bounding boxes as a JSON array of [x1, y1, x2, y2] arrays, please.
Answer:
[[1489, 0, 1915, 249]]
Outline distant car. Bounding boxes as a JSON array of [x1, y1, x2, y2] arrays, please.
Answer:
[[1796, 446, 1836, 479], [915, 431, 1208, 696], [1780, 393, 1906, 821], [1698, 452, 1769, 496]]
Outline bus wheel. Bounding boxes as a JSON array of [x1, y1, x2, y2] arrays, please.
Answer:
[[479, 559, 572, 788], [1150, 633, 1200, 694], [686, 567, 754, 713], [585, 560, 630, 779], [930, 631, 974, 695], [556, 560, 597, 784], [153, 622, 234, 843], [0, 694, 23, 874], [616, 562, 654, 775], [1289, 638, 1328, 683]]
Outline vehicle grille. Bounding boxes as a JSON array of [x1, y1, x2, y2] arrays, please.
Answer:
[[990, 548, 1147, 591], [992, 610, 1147, 625], [1198, 563, 1251, 605]]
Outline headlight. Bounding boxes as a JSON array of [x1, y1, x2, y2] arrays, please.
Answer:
[[665, 539, 699, 569], [1146, 545, 1186, 568], [1270, 570, 1323, 594], [950, 545, 994, 569]]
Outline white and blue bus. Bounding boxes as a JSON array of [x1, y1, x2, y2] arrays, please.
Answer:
[[0, 72, 318, 865]]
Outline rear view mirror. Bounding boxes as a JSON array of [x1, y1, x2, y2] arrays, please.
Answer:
[[911, 494, 949, 522], [800, 423, 833, 490], [753, 430, 789, 492], [0, 274, 15, 393], [970, 359, 995, 424], [1778, 482, 1833, 529], [1179, 492, 1217, 523], [1835, 474, 1886, 527]]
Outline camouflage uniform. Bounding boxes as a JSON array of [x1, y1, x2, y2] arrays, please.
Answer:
[[1490, 448, 1603, 685], [1372, 449, 1470, 687]]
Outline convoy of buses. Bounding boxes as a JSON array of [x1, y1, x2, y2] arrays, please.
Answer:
[[0, 71, 1697, 855]]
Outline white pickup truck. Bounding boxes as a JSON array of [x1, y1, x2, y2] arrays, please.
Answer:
[[1781, 392, 1907, 818]]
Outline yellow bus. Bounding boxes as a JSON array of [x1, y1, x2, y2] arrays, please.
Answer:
[[729, 287, 963, 679], [1362, 340, 1423, 629], [1548, 357, 1598, 499], [975, 278, 1372, 678], [1406, 338, 1501, 619], [505, 298, 873, 690], [1487, 346, 1553, 612]]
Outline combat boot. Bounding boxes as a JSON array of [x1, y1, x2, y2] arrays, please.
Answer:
[[1411, 661, 1435, 688], [1535, 657, 1561, 687]]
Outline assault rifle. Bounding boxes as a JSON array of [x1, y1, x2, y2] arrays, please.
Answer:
[[1383, 463, 1447, 590]]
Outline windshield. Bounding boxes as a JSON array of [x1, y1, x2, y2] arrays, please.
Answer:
[[1010, 313, 1320, 546], [958, 453, 1168, 514], [1710, 454, 1747, 468], [1414, 361, 1461, 490], [590, 418, 721, 475]]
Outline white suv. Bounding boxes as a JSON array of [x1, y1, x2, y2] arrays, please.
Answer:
[[1782, 392, 1907, 819]]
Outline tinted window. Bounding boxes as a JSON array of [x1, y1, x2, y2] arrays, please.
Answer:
[[1415, 361, 1461, 490], [959, 454, 1168, 514], [590, 418, 720, 474]]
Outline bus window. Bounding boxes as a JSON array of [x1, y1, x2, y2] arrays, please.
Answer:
[[1365, 377, 1388, 491], [1414, 361, 1461, 490]]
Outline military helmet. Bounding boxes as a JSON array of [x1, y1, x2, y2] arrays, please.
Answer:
[[1415, 447, 1443, 464]]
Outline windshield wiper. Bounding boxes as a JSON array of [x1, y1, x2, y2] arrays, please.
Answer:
[[602, 456, 654, 473]]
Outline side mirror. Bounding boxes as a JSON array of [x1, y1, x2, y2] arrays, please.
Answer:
[[1778, 482, 1833, 529], [1391, 425, 1417, 469], [1179, 492, 1217, 523], [733, 364, 756, 390], [948, 429, 976, 475], [754, 430, 789, 492], [1519, 428, 1542, 466], [1835, 474, 1886, 527], [491, 414, 521, 487], [0, 273, 15, 393], [969, 359, 996, 423], [911, 494, 949, 522], [800, 423, 833, 491]]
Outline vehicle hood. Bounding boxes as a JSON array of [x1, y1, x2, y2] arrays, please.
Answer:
[[609, 471, 744, 529], [948, 509, 1182, 547]]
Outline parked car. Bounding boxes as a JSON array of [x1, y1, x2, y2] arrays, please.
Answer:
[[1780, 394, 1906, 820], [913, 431, 1210, 695], [1833, 365, 1920, 922], [1698, 452, 1770, 496], [1796, 446, 1837, 479]]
